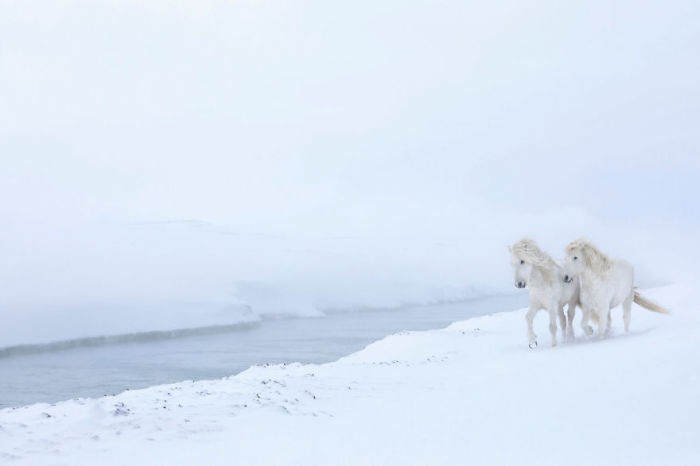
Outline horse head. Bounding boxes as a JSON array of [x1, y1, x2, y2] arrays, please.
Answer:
[[509, 239, 541, 289]]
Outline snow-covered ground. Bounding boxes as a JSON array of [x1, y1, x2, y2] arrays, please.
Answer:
[[0, 294, 524, 408], [0, 220, 498, 350], [2, 284, 696, 465]]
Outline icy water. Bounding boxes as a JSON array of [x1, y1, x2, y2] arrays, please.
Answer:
[[0, 294, 525, 408]]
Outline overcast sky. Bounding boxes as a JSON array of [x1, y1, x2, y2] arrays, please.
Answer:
[[1, 1, 699, 322]]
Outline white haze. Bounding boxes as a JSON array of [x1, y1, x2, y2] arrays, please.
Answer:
[[1, 0, 699, 345]]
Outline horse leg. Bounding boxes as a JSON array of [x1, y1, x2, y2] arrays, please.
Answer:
[[581, 307, 594, 337], [623, 293, 633, 332], [548, 304, 558, 347], [557, 304, 566, 339], [566, 300, 576, 340], [526, 307, 538, 348], [596, 308, 609, 338]]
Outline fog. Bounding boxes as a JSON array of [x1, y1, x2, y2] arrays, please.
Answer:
[[1, 0, 699, 345]]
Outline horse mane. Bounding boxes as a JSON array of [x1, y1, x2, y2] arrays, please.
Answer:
[[566, 238, 613, 275], [511, 238, 558, 282]]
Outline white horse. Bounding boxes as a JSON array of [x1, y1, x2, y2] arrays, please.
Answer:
[[563, 239, 669, 338], [510, 238, 580, 348]]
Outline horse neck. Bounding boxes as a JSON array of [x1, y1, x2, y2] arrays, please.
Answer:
[[583, 245, 613, 275], [580, 265, 604, 282], [530, 263, 557, 288], [581, 255, 614, 281]]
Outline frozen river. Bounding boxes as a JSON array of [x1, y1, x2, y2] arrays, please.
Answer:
[[0, 293, 525, 408]]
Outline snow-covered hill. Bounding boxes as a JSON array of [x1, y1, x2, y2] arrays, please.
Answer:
[[1, 284, 696, 465]]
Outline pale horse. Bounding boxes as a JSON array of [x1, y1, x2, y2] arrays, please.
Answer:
[[563, 239, 669, 338], [510, 238, 580, 348]]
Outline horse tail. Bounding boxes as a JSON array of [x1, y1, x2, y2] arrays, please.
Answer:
[[633, 288, 670, 314]]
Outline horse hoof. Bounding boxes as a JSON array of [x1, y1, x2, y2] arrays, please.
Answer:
[[528, 341, 538, 349]]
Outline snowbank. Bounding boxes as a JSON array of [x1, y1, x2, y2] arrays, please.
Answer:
[[1, 284, 696, 465], [0, 219, 498, 349]]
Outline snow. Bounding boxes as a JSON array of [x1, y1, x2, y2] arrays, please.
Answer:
[[1, 1, 698, 461], [2, 284, 697, 465]]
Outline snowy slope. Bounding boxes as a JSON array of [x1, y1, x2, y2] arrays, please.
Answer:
[[0, 221, 493, 350], [1, 284, 697, 466]]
